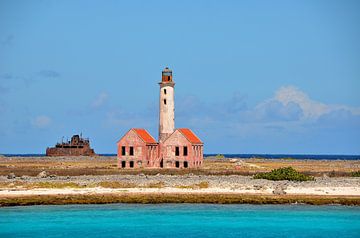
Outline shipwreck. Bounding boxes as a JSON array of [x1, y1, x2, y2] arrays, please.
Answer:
[[46, 134, 96, 156]]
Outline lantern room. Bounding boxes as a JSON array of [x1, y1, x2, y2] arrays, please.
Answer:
[[162, 67, 172, 82]]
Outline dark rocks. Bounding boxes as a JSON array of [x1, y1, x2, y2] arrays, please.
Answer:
[[273, 186, 287, 195], [7, 173, 16, 179], [253, 185, 263, 190]]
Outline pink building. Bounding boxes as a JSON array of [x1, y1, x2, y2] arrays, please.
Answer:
[[117, 67, 204, 169], [117, 129, 158, 168]]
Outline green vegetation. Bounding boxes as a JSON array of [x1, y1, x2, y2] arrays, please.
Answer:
[[351, 171, 360, 177], [254, 167, 314, 181], [215, 154, 225, 159]]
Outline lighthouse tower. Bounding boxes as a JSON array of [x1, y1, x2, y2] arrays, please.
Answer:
[[159, 67, 175, 143]]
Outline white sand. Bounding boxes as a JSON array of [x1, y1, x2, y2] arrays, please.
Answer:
[[1, 186, 359, 197]]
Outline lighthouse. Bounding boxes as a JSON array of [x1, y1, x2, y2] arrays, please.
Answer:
[[158, 67, 175, 143], [117, 67, 203, 169]]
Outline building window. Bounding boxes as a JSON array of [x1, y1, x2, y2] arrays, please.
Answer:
[[175, 161, 180, 168], [168, 76, 171, 81], [121, 161, 126, 168], [164, 89, 167, 94], [129, 146, 134, 156], [184, 161, 188, 168], [121, 146, 126, 156], [175, 146, 180, 156], [183, 146, 188, 156], [130, 161, 134, 168], [164, 99, 167, 105]]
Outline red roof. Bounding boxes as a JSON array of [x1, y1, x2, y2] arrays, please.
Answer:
[[178, 128, 202, 144], [133, 129, 157, 144]]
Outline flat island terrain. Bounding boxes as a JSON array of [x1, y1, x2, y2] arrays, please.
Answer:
[[1, 156, 360, 206]]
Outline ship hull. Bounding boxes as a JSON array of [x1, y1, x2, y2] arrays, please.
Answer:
[[46, 147, 96, 156]]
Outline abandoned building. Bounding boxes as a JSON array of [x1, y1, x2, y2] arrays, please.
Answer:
[[46, 134, 96, 156], [117, 67, 204, 169]]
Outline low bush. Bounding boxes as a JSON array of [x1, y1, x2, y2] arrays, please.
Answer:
[[253, 167, 314, 182], [351, 171, 360, 177]]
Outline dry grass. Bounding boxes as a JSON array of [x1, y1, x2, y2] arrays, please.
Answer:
[[26, 182, 84, 189], [1, 193, 360, 207], [0, 180, 170, 190], [144, 182, 165, 188], [0, 181, 85, 189], [176, 181, 209, 189], [0, 181, 26, 188], [1, 156, 359, 177], [96, 181, 136, 188]]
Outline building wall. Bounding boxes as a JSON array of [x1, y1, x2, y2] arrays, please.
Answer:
[[159, 82, 175, 143], [117, 130, 158, 168], [161, 130, 203, 168]]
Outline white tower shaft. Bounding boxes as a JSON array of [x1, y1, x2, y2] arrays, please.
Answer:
[[159, 68, 175, 143]]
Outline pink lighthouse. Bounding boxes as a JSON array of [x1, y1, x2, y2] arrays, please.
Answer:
[[117, 67, 204, 169]]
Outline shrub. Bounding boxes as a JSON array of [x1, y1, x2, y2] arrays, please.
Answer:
[[197, 181, 209, 189], [253, 167, 314, 182], [215, 154, 225, 159], [351, 171, 360, 177]]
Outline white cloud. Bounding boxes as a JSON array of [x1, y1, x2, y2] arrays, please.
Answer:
[[274, 86, 329, 119], [31, 115, 51, 129], [270, 86, 360, 120], [91, 92, 109, 108]]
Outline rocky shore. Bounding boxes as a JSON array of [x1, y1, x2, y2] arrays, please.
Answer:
[[1, 156, 359, 206], [1, 173, 360, 206], [2, 173, 360, 193]]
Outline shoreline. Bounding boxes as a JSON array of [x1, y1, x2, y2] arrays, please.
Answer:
[[1, 193, 360, 207], [1, 157, 359, 207]]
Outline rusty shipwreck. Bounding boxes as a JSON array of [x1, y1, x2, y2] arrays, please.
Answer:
[[46, 134, 96, 156]]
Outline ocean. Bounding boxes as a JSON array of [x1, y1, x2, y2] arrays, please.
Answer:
[[2, 154, 360, 160], [0, 204, 359, 238]]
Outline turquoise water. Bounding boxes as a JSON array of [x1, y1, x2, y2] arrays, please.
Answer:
[[0, 204, 359, 238]]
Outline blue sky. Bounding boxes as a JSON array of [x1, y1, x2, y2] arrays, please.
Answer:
[[0, 0, 359, 154]]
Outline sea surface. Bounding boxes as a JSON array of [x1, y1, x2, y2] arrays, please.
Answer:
[[0, 204, 359, 238], [3, 153, 360, 160]]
